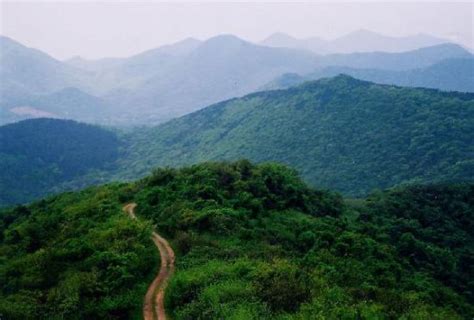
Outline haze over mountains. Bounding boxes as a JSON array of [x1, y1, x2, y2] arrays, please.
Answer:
[[2, 22, 474, 319], [2, 76, 473, 206], [1, 30, 472, 126], [261, 29, 453, 54], [264, 58, 474, 92]]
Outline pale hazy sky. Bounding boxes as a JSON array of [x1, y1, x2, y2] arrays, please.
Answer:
[[1, 1, 473, 60]]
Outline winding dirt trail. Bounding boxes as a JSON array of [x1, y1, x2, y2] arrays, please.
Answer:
[[123, 203, 175, 320]]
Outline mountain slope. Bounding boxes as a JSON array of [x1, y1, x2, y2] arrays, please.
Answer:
[[0, 118, 120, 205], [1, 36, 471, 126], [103, 41, 470, 124], [261, 30, 452, 54], [0, 36, 81, 98], [318, 43, 471, 71], [119, 75, 474, 196], [0, 87, 113, 125], [0, 184, 156, 319], [2, 162, 472, 318], [265, 58, 474, 92], [105, 35, 320, 122]]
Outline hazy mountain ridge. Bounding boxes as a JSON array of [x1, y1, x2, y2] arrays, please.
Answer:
[[1, 34, 471, 126], [0, 36, 82, 97], [116, 75, 474, 196], [2, 75, 473, 206], [261, 29, 454, 54], [264, 58, 474, 92]]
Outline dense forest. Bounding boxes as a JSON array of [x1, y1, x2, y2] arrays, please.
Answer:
[[118, 75, 474, 196], [1, 75, 473, 207], [0, 184, 156, 319], [1, 161, 472, 319], [0, 118, 120, 205]]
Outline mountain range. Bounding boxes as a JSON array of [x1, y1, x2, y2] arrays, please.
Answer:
[[2, 75, 473, 206], [264, 58, 474, 92], [261, 29, 455, 54], [1, 32, 472, 126]]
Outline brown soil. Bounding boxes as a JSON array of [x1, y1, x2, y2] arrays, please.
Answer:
[[123, 203, 175, 320]]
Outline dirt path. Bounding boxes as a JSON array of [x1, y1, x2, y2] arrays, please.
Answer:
[[123, 203, 175, 320]]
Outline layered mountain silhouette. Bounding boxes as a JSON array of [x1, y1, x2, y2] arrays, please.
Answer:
[[4, 75, 472, 205], [264, 58, 474, 92], [261, 29, 453, 54], [116, 75, 474, 196], [1, 34, 472, 125]]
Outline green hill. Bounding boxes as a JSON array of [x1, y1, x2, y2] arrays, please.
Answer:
[[1, 75, 473, 207], [1, 161, 472, 319], [0, 118, 120, 205], [119, 75, 474, 196]]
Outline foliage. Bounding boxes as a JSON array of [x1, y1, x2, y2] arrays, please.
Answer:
[[0, 184, 156, 319], [131, 161, 473, 319], [1, 160, 472, 319], [2, 76, 473, 207], [0, 118, 120, 206], [361, 183, 474, 306], [119, 75, 474, 196]]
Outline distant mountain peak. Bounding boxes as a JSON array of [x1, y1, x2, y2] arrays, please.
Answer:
[[346, 29, 380, 36], [196, 34, 251, 52], [204, 34, 248, 44], [313, 74, 370, 87], [264, 32, 297, 41]]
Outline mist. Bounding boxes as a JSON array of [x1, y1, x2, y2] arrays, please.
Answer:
[[1, 1, 472, 59]]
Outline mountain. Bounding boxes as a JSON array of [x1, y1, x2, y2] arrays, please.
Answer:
[[261, 29, 452, 54], [65, 38, 203, 95], [117, 75, 474, 196], [106, 35, 320, 122], [0, 35, 321, 125], [261, 32, 328, 53], [1, 76, 473, 206], [0, 36, 81, 98], [264, 58, 474, 92], [0, 118, 120, 205], [0, 36, 112, 125], [66, 37, 201, 71], [318, 43, 471, 71], [2, 35, 472, 126], [1, 161, 472, 318], [93, 40, 471, 124], [0, 87, 113, 125]]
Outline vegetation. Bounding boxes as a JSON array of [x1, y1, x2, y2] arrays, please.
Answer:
[[1, 76, 473, 208], [1, 161, 472, 318], [362, 184, 474, 305], [119, 75, 474, 196], [0, 118, 120, 206], [0, 184, 156, 319]]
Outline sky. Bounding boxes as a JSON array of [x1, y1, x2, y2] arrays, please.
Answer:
[[0, 1, 473, 60]]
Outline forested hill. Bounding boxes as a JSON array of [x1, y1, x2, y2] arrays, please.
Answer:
[[1, 161, 473, 318], [0, 118, 120, 205], [120, 75, 474, 196], [1, 75, 473, 206]]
